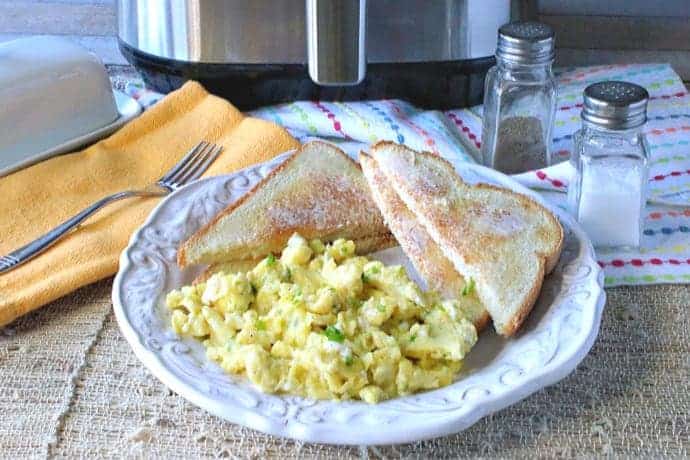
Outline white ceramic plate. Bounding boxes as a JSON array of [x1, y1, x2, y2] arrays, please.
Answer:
[[113, 152, 605, 446], [0, 90, 141, 177]]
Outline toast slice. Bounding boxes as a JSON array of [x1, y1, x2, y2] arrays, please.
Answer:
[[192, 232, 398, 285], [178, 141, 392, 267], [360, 153, 490, 331], [369, 142, 563, 336]]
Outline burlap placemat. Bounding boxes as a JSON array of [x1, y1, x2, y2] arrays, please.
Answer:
[[1, 280, 688, 459]]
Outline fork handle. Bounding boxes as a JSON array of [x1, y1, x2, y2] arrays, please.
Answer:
[[0, 189, 164, 274]]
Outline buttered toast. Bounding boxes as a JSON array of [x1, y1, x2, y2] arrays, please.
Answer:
[[360, 153, 490, 332], [178, 141, 393, 267], [369, 142, 563, 336]]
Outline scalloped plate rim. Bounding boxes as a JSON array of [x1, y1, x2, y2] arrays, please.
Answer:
[[113, 151, 605, 445]]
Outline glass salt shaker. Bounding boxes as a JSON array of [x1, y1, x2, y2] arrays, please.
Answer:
[[481, 22, 557, 174], [568, 81, 650, 249]]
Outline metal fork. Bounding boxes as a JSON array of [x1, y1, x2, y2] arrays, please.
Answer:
[[0, 141, 222, 274]]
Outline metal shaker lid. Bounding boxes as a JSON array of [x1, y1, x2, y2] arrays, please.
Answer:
[[581, 81, 649, 129], [496, 22, 555, 64]]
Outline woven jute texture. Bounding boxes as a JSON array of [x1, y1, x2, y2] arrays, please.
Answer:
[[0, 280, 688, 459]]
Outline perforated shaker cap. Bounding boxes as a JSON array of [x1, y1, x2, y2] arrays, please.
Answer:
[[581, 81, 649, 129], [496, 22, 555, 64]]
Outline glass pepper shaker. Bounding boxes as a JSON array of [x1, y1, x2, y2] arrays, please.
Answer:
[[568, 81, 650, 249], [481, 22, 557, 174]]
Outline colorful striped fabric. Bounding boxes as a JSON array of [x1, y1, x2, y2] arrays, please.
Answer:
[[125, 63, 690, 287]]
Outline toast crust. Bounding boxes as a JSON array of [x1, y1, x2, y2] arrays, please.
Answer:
[[178, 148, 296, 267], [360, 152, 490, 331], [178, 141, 390, 267], [370, 141, 563, 336], [470, 181, 564, 273], [468, 181, 562, 336]]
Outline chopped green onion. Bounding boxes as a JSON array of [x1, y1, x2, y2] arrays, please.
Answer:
[[376, 304, 386, 312], [266, 253, 276, 266], [409, 334, 417, 343], [324, 326, 345, 343], [361, 273, 369, 283], [461, 278, 475, 296], [344, 354, 354, 366], [255, 319, 267, 331], [349, 297, 363, 309]]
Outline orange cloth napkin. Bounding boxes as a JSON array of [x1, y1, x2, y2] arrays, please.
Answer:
[[0, 81, 299, 326]]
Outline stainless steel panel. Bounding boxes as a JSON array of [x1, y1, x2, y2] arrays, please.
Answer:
[[118, 0, 306, 63], [307, 0, 366, 85], [117, 0, 510, 64]]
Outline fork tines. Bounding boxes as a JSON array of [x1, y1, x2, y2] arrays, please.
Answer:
[[159, 141, 223, 189]]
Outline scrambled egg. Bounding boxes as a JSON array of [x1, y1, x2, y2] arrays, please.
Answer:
[[166, 234, 478, 404]]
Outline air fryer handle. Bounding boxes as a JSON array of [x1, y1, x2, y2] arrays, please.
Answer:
[[306, 0, 366, 86]]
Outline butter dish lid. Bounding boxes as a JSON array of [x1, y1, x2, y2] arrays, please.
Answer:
[[0, 37, 141, 176]]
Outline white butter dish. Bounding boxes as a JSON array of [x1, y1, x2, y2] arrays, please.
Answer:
[[0, 37, 142, 177]]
